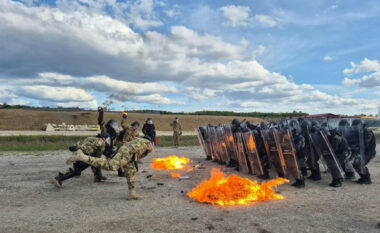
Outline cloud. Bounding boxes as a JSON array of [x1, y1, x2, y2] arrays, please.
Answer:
[[129, 94, 185, 105], [219, 5, 251, 27], [323, 56, 334, 61], [254, 14, 277, 27], [342, 58, 380, 87]]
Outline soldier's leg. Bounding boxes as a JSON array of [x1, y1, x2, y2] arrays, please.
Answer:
[[352, 155, 371, 184], [173, 133, 178, 147], [67, 151, 130, 171], [124, 162, 143, 200], [91, 167, 107, 183], [51, 161, 89, 187]]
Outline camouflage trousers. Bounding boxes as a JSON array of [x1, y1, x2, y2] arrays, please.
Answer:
[[173, 132, 180, 147], [87, 153, 137, 189]]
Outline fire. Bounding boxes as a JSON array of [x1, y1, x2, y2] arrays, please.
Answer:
[[187, 168, 289, 207], [150, 155, 190, 170], [171, 172, 180, 178]]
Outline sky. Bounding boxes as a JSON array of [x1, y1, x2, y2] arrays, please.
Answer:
[[0, 0, 380, 114]]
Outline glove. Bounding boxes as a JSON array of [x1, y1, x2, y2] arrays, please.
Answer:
[[69, 146, 78, 152]]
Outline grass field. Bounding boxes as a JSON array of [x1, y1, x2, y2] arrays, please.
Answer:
[[0, 109, 263, 131], [0, 135, 200, 151]]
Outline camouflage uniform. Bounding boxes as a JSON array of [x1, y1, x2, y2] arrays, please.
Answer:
[[85, 137, 154, 190], [116, 119, 139, 147], [52, 137, 106, 186], [170, 121, 182, 147]]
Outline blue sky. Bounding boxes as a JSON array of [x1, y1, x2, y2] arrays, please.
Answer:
[[0, 0, 379, 114]]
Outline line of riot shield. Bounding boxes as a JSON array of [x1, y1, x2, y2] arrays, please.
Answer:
[[234, 132, 250, 174], [241, 131, 264, 175], [216, 126, 230, 164], [311, 130, 345, 179], [276, 129, 302, 180], [260, 129, 286, 177], [223, 124, 238, 164]]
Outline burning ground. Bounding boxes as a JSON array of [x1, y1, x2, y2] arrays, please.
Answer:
[[0, 146, 379, 233]]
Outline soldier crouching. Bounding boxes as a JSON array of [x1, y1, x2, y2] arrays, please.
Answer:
[[66, 137, 154, 200]]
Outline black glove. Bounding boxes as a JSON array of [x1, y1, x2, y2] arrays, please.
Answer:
[[69, 146, 78, 152]]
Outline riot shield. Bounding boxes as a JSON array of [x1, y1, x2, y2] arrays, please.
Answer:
[[216, 127, 230, 164], [241, 131, 264, 175], [277, 129, 302, 179], [196, 127, 208, 157], [260, 129, 286, 177], [207, 126, 219, 162], [358, 125, 366, 174], [234, 132, 250, 174], [312, 130, 345, 179], [223, 124, 238, 163], [303, 125, 318, 170]]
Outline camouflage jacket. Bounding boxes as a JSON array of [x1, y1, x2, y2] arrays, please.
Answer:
[[170, 121, 182, 133], [76, 137, 105, 158], [116, 137, 154, 162], [116, 120, 139, 147]]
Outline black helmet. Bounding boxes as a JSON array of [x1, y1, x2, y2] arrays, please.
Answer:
[[338, 119, 349, 127], [131, 121, 140, 127], [231, 118, 240, 126], [146, 118, 152, 122], [310, 120, 320, 132], [105, 120, 118, 140], [259, 122, 267, 129], [351, 119, 364, 127]]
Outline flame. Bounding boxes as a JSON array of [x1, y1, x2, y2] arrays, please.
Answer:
[[150, 155, 190, 170], [171, 172, 180, 178], [187, 168, 289, 207]]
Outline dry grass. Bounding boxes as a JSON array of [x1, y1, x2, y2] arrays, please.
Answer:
[[0, 109, 263, 131]]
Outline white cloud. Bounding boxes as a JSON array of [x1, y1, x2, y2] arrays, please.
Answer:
[[342, 58, 380, 87], [219, 5, 250, 27], [129, 94, 185, 105], [254, 14, 277, 27], [323, 56, 334, 61], [343, 58, 380, 76]]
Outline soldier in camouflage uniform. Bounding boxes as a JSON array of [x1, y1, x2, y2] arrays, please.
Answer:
[[66, 137, 154, 200], [170, 117, 182, 147], [51, 133, 111, 188]]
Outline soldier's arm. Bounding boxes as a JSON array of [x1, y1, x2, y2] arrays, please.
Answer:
[[121, 119, 129, 130]]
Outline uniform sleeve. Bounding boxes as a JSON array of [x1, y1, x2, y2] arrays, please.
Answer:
[[121, 119, 129, 130]]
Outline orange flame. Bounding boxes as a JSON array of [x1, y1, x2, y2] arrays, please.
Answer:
[[171, 172, 181, 178], [187, 168, 289, 207], [150, 155, 190, 170]]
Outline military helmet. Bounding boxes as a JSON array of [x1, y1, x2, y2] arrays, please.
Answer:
[[338, 119, 349, 127], [231, 118, 240, 126], [131, 121, 140, 127], [351, 119, 364, 126], [105, 120, 119, 140]]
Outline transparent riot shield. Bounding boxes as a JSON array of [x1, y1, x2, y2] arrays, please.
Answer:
[[312, 130, 345, 179], [241, 131, 264, 175], [223, 124, 238, 163], [196, 127, 207, 157], [303, 125, 318, 170], [207, 126, 219, 161], [216, 127, 230, 164], [234, 132, 250, 174], [277, 129, 302, 179], [260, 129, 286, 177], [358, 125, 366, 174]]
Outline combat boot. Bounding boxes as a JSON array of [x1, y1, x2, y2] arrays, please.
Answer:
[[205, 155, 212, 161], [127, 188, 144, 200], [51, 170, 77, 188], [291, 178, 305, 188], [356, 174, 372, 185], [258, 170, 270, 180], [329, 178, 342, 187], [93, 169, 107, 183], [307, 167, 321, 181], [301, 167, 308, 176], [117, 168, 125, 177]]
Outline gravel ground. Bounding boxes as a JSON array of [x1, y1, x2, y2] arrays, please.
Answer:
[[0, 146, 379, 233], [0, 130, 196, 136]]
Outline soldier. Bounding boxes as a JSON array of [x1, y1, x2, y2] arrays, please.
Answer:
[[321, 124, 350, 187], [51, 132, 112, 188], [348, 119, 376, 184], [170, 117, 182, 147], [142, 118, 156, 144], [288, 121, 306, 188], [337, 119, 356, 179], [307, 121, 322, 181], [116, 121, 140, 176], [66, 137, 154, 200], [231, 118, 244, 133]]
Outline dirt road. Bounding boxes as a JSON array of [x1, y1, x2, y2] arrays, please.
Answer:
[[0, 146, 379, 233]]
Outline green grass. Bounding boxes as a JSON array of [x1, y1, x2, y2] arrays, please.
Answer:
[[0, 135, 200, 151]]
